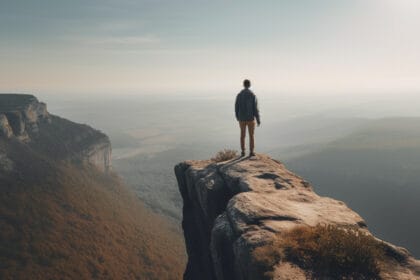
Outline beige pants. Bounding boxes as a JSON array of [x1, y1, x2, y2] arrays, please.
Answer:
[[239, 120, 255, 152]]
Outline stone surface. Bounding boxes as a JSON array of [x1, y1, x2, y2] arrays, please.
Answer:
[[175, 154, 420, 280], [84, 139, 112, 173], [0, 114, 13, 138], [65, 131, 112, 173], [0, 94, 50, 141]]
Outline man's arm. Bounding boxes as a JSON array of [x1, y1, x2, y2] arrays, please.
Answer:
[[254, 95, 261, 125], [235, 94, 240, 121]]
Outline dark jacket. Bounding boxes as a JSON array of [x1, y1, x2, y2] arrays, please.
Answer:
[[235, 89, 260, 124]]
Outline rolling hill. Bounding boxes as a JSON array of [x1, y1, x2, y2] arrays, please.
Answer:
[[286, 117, 420, 258]]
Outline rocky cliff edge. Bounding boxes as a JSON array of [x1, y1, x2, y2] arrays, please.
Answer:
[[175, 154, 420, 280]]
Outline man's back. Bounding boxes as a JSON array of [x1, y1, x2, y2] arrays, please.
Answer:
[[235, 88, 260, 123]]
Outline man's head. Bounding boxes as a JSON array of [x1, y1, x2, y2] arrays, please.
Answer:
[[243, 79, 251, 88]]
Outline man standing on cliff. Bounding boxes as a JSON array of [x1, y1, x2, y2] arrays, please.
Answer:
[[235, 79, 261, 157]]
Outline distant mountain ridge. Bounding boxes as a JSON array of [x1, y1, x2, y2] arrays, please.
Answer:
[[286, 117, 420, 258], [0, 94, 185, 279]]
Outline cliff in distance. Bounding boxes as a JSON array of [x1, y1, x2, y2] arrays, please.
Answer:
[[0, 94, 111, 172], [175, 154, 420, 280], [0, 94, 185, 279]]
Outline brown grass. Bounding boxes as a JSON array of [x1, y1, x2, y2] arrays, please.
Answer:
[[211, 149, 238, 162], [0, 138, 186, 280], [253, 224, 385, 280]]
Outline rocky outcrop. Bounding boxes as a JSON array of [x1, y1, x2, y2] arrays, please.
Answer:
[[175, 154, 420, 280], [65, 132, 112, 173], [0, 94, 50, 141], [84, 139, 111, 173], [0, 114, 13, 138], [0, 94, 111, 173]]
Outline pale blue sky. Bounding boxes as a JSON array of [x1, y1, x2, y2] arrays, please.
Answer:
[[1, 0, 419, 95]]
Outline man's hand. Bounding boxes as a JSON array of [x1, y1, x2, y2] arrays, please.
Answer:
[[257, 122, 261, 127]]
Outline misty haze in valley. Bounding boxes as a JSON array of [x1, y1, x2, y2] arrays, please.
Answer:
[[43, 92, 420, 258]]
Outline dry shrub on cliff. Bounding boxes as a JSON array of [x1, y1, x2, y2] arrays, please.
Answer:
[[253, 224, 385, 279], [252, 241, 282, 279], [211, 149, 238, 162]]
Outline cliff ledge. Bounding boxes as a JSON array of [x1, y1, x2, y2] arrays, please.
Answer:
[[175, 154, 420, 280]]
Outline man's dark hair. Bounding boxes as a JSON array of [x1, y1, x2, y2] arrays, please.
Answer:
[[243, 79, 251, 88]]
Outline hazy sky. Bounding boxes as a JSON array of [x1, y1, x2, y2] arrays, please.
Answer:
[[1, 0, 419, 95]]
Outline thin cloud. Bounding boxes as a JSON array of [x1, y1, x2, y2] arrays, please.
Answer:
[[70, 35, 160, 46], [93, 36, 159, 45]]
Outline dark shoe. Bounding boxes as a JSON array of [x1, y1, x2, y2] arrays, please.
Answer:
[[241, 151, 245, 157], [249, 152, 256, 157]]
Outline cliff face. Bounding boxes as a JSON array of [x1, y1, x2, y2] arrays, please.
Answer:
[[175, 154, 420, 280], [0, 94, 111, 172], [79, 138, 111, 173]]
